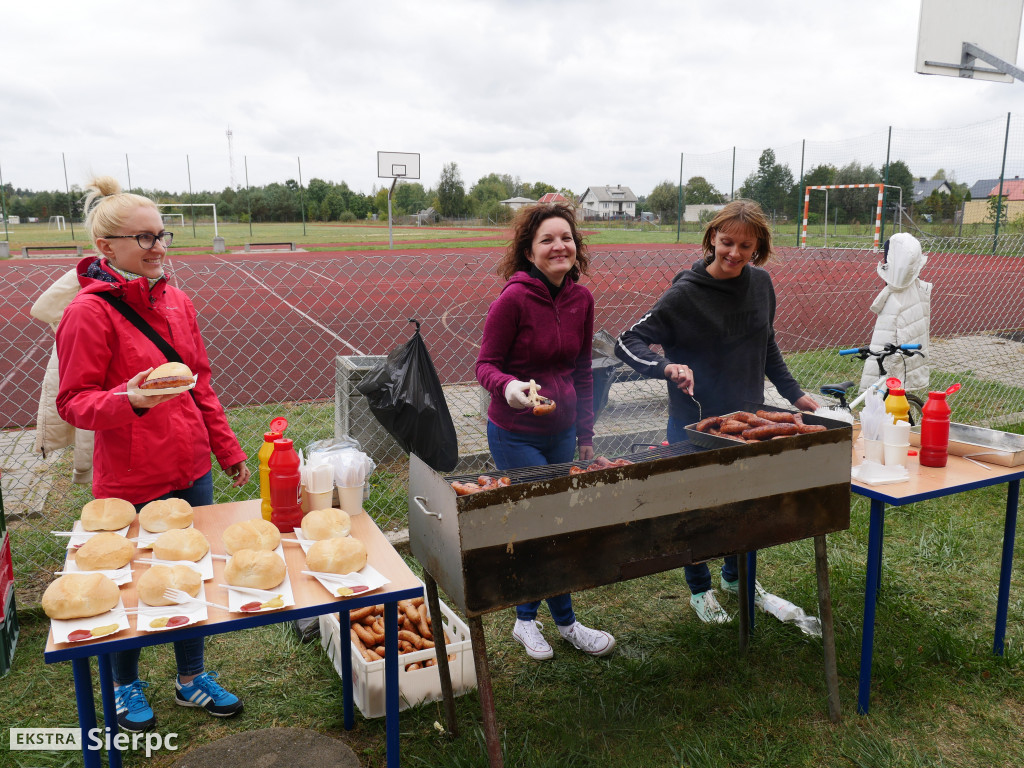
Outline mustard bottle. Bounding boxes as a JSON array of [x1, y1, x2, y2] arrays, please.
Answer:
[[884, 377, 910, 425], [259, 417, 289, 522]]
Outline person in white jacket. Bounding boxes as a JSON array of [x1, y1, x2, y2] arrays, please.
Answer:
[[30, 268, 95, 484], [858, 233, 931, 394]]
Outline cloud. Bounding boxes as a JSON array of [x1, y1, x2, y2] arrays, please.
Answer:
[[2, 0, 1022, 198]]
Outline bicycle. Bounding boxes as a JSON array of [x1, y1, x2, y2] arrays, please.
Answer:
[[818, 342, 926, 426]]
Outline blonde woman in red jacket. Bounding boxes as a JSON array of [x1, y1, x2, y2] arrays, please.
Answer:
[[55, 176, 249, 733]]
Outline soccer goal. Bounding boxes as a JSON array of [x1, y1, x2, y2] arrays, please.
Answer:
[[157, 204, 219, 237], [799, 184, 903, 250], [47, 215, 66, 231], [160, 212, 185, 227]]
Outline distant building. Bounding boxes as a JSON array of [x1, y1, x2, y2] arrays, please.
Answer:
[[579, 185, 637, 220], [968, 175, 1022, 199], [913, 178, 952, 203], [499, 196, 536, 211], [537, 192, 571, 204]]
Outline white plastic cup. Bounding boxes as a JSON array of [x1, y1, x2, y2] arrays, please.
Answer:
[[884, 420, 911, 445], [338, 484, 365, 516], [302, 487, 335, 514], [864, 439, 885, 464], [883, 443, 910, 467]]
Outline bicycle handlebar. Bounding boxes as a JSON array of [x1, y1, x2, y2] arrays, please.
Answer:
[[839, 343, 922, 357]]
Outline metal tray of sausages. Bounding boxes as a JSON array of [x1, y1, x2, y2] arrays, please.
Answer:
[[685, 406, 850, 451]]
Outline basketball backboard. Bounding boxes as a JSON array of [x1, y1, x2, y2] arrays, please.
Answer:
[[915, 0, 1024, 83], [377, 151, 420, 180]]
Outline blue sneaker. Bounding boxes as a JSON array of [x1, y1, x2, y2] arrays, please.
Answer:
[[174, 671, 243, 717], [115, 680, 155, 732]]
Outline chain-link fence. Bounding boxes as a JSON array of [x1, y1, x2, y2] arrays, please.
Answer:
[[4, 238, 1024, 604]]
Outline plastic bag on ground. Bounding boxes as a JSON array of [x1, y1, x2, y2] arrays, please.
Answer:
[[356, 319, 459, 472]]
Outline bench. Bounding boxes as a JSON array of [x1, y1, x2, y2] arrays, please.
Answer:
[[20, 245, 83, 258], [244, 242, 296, 252]]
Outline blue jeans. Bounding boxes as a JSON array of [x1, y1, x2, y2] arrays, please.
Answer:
[[112, 471, 214, 684], [667, 417, 740, 595], [487, 422, 577, 626]]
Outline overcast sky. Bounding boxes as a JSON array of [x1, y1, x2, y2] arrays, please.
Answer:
[[2, 0, 1022, 198]]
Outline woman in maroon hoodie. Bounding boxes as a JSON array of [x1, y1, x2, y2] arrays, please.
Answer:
[[476, 202, 615, 661]]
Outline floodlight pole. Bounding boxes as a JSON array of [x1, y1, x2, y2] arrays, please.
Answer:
[[925, 42, 1024, 82]]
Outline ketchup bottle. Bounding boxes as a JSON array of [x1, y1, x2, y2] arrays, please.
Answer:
[[919, 391, 951, 468], [268, 437, 302, 532], [258, 418, 288, 522]]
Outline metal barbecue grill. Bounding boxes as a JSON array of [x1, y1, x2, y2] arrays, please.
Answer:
[[410, 410, 852, 767], [443, 440, 705, 488]]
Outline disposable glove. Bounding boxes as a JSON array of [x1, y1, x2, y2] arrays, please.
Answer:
[[504, 379, 535, 409]]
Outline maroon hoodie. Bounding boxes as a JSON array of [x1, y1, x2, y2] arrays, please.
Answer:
[[476, 271, 595, 446]]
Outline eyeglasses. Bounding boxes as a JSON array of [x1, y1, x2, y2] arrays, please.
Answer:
[[103, 231, 174, 250]]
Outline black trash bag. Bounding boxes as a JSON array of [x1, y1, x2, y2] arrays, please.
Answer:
[[356, 319, 459, 472]]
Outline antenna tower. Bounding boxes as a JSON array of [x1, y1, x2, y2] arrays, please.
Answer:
[[225, 128, 236, 189]]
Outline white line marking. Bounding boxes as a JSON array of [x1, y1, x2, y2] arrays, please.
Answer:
[[208, 257, 365, 355]]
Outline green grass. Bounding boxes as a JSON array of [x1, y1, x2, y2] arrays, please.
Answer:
[[5, 482, 1024, 767], [1, 220, 707, 255]]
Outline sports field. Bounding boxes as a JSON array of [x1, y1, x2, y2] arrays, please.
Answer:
[[3, 241, 1024, 430]]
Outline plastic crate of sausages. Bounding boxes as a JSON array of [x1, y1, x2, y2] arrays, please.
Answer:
[[319, 593, 476, 718]]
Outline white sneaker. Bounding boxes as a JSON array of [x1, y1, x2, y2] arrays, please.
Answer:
[[513, 619, 553, 660], [720, 576, 767, 609], [690, 590, 730, 624], [559, 621, 616, 657]]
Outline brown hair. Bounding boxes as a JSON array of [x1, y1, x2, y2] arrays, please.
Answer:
[[700, 199, 774, 267], [496, 202, 589, 281]]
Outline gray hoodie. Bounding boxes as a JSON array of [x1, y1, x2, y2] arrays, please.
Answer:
[[615, 260, 805, 426]]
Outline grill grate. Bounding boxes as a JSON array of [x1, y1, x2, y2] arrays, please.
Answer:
[[444, 440, 707, 487]]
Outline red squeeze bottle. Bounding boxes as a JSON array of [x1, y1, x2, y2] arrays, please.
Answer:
[[268, 438, 302, 532], [919, 391, 951, 468]]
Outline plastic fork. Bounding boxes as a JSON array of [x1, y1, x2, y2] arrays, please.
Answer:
[[162, 588, 228, 611], [301, 569, 363, 586]]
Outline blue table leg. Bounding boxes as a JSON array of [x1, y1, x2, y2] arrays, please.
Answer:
[[746, 551, 758, 630], [72, 657, 101, 768], [339, 609, 355, 730], [858, 498, 886, 714], [97, 654, 122, 768], [384, 600, 400, 768], [994, 480, 1020, 656]]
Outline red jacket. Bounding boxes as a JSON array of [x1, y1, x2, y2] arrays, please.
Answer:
[[55, 256, 246, 503]]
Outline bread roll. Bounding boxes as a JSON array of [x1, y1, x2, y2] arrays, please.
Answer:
[[224, 549, 286, 590], [140, 361, 194, 390], [42, 573, 120, 620], [139, 498, 194, 533], [300, 508, 351, 541], [305, 536, 367, 574], [136, 564, 202, 606], [74, 532, 136, 571], [222, 518, 281, 554], [80, 497, 136, 532], [152, 528, 209, 562]]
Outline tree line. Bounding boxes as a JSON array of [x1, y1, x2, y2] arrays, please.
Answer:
[[0, 163, 570, 225], [643, 150, 975, 227], [0, 152, 975, 227]]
